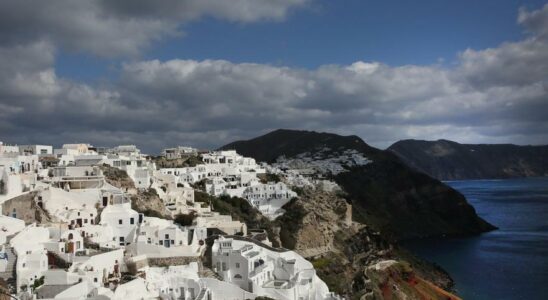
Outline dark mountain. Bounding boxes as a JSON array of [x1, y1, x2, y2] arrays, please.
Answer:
[[221, 129, 495, 240], [222, 129, 383, 162], [388, 139, 548, 180]]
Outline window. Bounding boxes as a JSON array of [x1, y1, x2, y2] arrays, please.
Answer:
[[94, 278, 98, 283], [119, 237, 124, 242], [165, 234, 169, 239], [118, 219, 123, 225], [236, 263, 240, 268], [130, 218, 134, 225], [159, 240, 163, 245], [84, 219, 88, 224]]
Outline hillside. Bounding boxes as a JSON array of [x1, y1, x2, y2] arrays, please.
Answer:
[[202, 186, 459, 299], [221, 129, 495, 240], [273, 188, 458, 299], [388, 139, 548, 180]]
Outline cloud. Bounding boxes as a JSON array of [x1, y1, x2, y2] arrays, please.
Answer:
[[519, 3, 548, 38], [0, 4, 547, 152], [0, 0, 309, 57]]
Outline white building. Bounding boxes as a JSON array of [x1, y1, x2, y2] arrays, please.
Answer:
[[10, 224, 50, 292], [152, 173, 204, 217], [162, 146, 198, 160], [109, 145, 141, 157], [128, 216, 206, 258], [99, 203, 142, 248], [212, 237, 339, 300], [18, 145, 53, 156], [194, 213, 247, 236], [242, 182, 297, 219], [0, 142, 19, 154]]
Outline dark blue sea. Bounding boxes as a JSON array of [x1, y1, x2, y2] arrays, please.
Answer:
[[404, 177, 548, 300]]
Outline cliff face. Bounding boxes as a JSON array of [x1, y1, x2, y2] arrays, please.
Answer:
[[273, 188, 458, 299], [388, 139, 548, 180], [221, 129, 495, 240], [100, 165, 171, 219], [1, 191, 51, 224]]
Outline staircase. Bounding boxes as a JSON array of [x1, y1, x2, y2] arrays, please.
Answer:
[[195, 288, 207, 300], [198, 264, 223, 281], [0, 246, 17, 293]]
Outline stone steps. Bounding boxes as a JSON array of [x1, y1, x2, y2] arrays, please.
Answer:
[[198, 265, 222, 281], [195, 288, 207, 300], [0, 246, 17, 293]]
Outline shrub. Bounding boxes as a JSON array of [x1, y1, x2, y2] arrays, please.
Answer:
[[174, 211, 197, 226]]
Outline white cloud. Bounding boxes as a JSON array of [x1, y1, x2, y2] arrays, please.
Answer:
[[0, 3, 547, 152], [0, 0, 309, 57]]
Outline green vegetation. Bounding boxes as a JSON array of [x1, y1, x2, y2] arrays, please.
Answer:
[[310, 252, 351, 296], [199, 191, 280, 246], [32, 276, 45, 290], [275, 198, 306, 249], [257, 173, 281, 183], [153, 155, 203, 169], [312, 257, 331, 269]]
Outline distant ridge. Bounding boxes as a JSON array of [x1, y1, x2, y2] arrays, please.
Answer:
[[221, 129, 495, 240], [388, 139, 548, 180], [220, 129, 381, 162]]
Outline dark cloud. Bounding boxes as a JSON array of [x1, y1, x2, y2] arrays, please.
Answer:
[[0, 3, 547, 153]]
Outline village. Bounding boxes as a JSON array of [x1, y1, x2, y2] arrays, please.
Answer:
[[0, 141, 357, 300]]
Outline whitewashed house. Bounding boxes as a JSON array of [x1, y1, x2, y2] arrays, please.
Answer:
[[212, 236, 339, 300], [10, 225, 50, 292], [194, 213, 247, 236], [68, 248, 124, 288], [18, 145, 53, 156], [242, 182, 297, 219], [128, 217, 206, 258], [99, 203, 142, 248], [162, 146, 198, 160]]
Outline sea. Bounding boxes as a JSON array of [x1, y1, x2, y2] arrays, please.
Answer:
[[403, 177, 548, 300]]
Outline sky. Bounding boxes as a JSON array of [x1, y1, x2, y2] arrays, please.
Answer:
[[1, 0, 547, 153]]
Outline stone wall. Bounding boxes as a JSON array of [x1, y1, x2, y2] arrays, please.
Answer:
[[1, 191, 50, 224], [147, 256, 200, 267]]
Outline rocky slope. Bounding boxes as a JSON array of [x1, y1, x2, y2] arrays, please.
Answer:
[[201, 186, 458, 299], [100, 165, 171, 219], [255, 187, 459, 299], [221, 129, 495, 240], [1, 191, 51, 224], [388, 139, 548, 180]]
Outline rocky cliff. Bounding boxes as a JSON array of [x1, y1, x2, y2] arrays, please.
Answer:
[[269, 188, 458, 299], [100, 164, 171, 219], [221, 129, 495, 240], [388, 139, 548, 180], [201, 185, 458, 299]]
